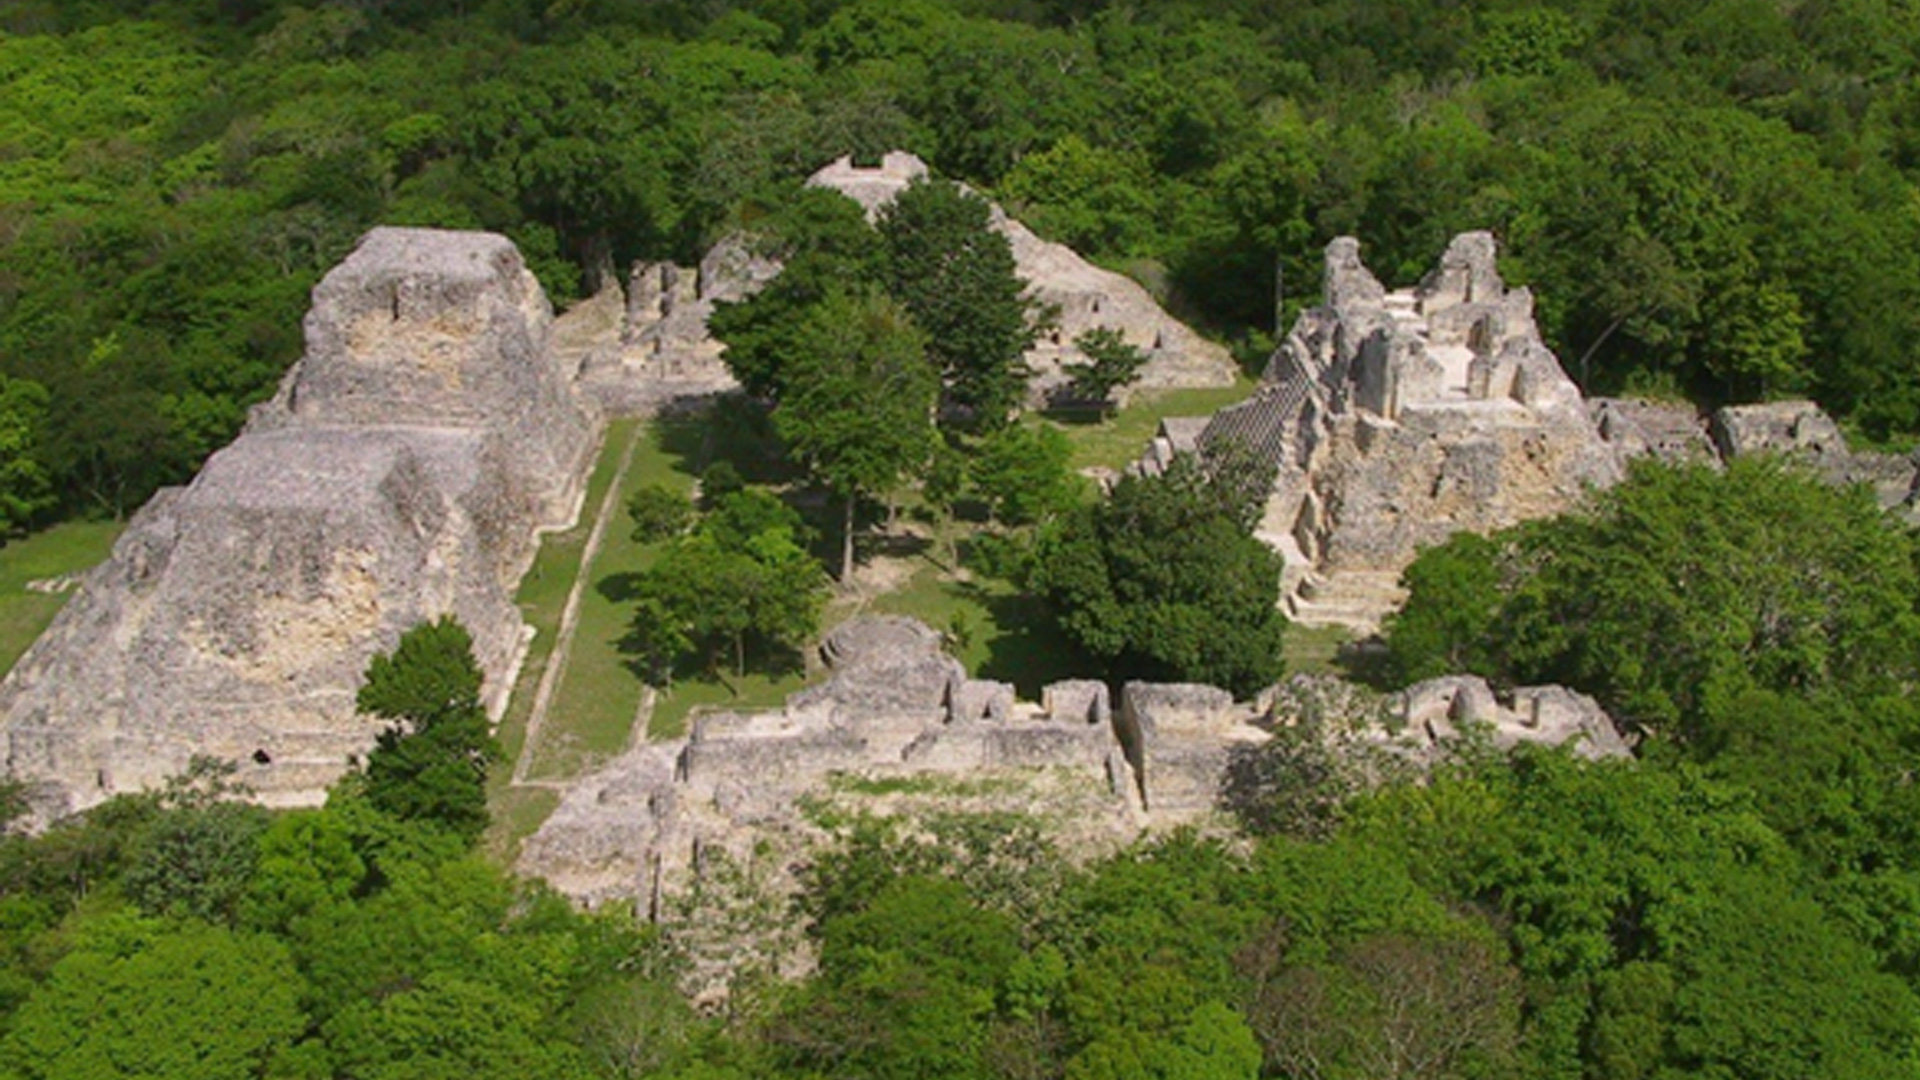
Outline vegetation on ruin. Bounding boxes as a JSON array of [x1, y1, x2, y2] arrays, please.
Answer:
[[8, 3, 1920, 1078], [356, 617, 501, 844]]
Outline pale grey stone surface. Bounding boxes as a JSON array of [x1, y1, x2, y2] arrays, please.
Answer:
[[1208, 232, 1622, 631], [1399, 675, 1631, 761], [2, 228, 594, 819]]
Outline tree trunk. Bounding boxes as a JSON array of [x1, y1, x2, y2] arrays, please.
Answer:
[[841, 493, 857, 583]]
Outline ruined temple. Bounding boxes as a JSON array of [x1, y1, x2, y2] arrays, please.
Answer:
[[0, 228, 596, 817], [1146, 233, 1619, 630], [521, 616, 1624, 912], [1140, 233, 1920, 633], [808, 152, 1239, 405]]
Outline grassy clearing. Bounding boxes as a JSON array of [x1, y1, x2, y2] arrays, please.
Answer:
[[647, 668, 809, 741], [498, 374, 1268, 806], [489, 420, 637, 770], [483, 422, 639, 856], [1282, 622, 1358, 676], [862, 545, 1092, 698], [481, 785, 561, 865], [526, 420, 707, 780], [1039, 379, 1254, 473], [0, 520, 125, 676]]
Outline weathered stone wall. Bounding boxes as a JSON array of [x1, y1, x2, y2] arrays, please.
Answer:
[[1145, 233, 1920, 632], [571, 235, 778, 414], [523, 616, 1627, 928], [1142, 233, 1621, 631], [2, 228, 596, 819]]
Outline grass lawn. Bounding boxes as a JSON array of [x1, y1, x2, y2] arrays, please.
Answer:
[[525, 420, 704, 781], [1039, 379, 1254, 473], [1282, 622, 1357, 676], [863, 548, 1093, 698], [489, 420, 637, 771], [0, 520, 125, 676], [646, 668, 809, 741], [496, 374, 1272, 808]]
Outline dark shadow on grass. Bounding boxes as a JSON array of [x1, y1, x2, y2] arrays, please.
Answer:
[[656, 393, 801, 486], [613, 619, 807, 698], [1037, 406, 1109, 428], [869, 530, 931, 560], [597, 570, 645, 604], [1331, 635, 1396, 690], [952, 581, 1099, 700]]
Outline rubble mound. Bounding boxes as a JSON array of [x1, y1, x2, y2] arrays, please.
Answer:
[[2, 228, 595, 818]]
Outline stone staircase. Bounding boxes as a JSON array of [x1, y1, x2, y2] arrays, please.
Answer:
[[1283, 569, 1408, 633]]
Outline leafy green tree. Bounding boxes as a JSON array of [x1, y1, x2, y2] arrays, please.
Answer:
[[1245, 931, 1520, 1080], [1385, 457, 1920, 731], [628, 488, 825, 680], [1062, 327, 1148, 416], [1033, 455, 1285, 696], [776, 288, 939, 580], [1345, 747, 1914, 1076], [627, 483, 694, 542], [711, 187, 885, 401], [322, 971, 596, 1080], [631, 531, 822, 680], [698, 460, 745, 510], [1000, 136, 1157, 259], [1380, 531, 1504, 684], [970, 423, 1082, 527], [1, 915, 307, 1080], [460, 35, 691, 276], [1472, 7, 1587, 78], [239, 808, 368, 935], [878, 177, 1037, 430], [0, 375, 53, 534], [124, 799, 269, 924], [776, 875, 1023, 1080], [356, 617, 501, 843]]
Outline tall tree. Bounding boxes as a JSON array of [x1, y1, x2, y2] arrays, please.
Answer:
[[0, 918, 307, 1080], [775, 288, 939, 581], [628, 492, 824, 681], [355, 617, 501, 843], [878, 177, 1037, 431], [710, 187, 886, 401], [1032, 454, 1286, 696], [0, 374, 53, 534]]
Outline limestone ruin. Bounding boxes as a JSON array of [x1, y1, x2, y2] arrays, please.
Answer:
[[521, 616, 1625, 913], [568, 152, 1237, 414], [1141, 232, 1920, 632], [1, 228, 595, 817], [570, 234, 780, 413], [4, 216, 1895, 915], [1140, 233, 1620, 631], [809, 152, 1240, 405]]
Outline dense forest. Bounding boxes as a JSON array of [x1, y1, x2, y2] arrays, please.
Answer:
[[8, 2, 1920, 1078], [7, 0, 1920, 529]]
